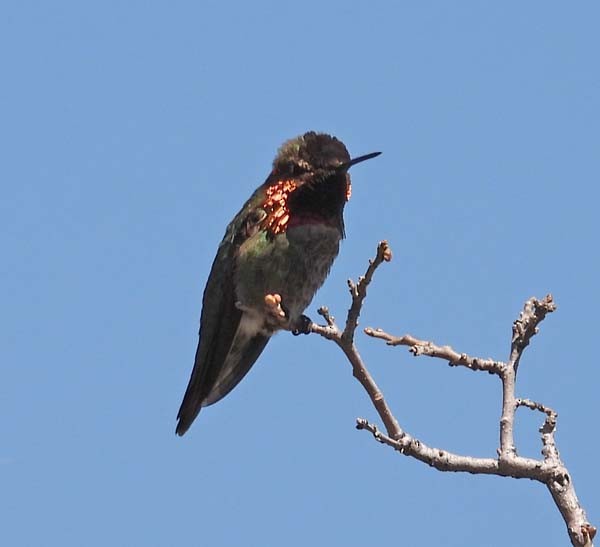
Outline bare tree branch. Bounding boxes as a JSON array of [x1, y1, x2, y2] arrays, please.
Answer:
[[301, 241, 595, 547], [363, 329, 504, 374], [342, 240, 392, 344]]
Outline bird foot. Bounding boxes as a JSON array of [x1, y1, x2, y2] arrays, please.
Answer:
[[264, 293, 287, 323], [263, 295, 311, 335], [291, 314, 312, 336]]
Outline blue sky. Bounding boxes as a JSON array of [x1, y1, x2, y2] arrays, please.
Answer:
[[1, 2, 598, 546]]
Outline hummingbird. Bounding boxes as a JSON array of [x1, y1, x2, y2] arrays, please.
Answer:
[[175, 131, 380, 435]]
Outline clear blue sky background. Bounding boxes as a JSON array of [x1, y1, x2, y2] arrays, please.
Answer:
[[1, 2, 598, 546]]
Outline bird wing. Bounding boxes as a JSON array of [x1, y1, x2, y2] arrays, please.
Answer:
[[175, 191, 270, 436], [201, 317, 269, 407]]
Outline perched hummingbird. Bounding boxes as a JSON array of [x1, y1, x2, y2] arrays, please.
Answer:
[[176, 131, 380, 435]]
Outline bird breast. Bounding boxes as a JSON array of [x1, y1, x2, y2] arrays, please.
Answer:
[[235, 224, 341, 328]]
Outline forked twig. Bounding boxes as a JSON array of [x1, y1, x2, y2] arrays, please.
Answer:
[[301, 241, 594, 547]]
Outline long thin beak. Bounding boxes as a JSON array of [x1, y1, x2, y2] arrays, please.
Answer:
[[337, 151, 382, 172]]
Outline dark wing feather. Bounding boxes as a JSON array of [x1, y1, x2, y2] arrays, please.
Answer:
[[175, 185, 272, 436], [175, 231, 242, 436], [201, 331, 269, 407]]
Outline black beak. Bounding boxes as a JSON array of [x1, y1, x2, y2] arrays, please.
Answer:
[[337, 151, 382, 172]]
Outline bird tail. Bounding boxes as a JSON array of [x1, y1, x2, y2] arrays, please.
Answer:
[[176, 318, 270, 436]]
